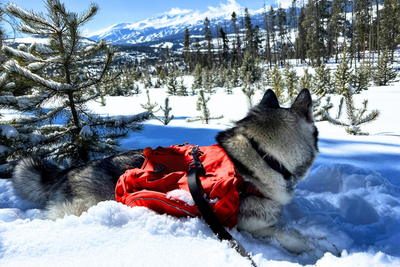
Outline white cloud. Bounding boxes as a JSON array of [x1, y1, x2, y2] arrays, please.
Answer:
[[165, 7, 193, 16], [277, 0, 293, 9], [205, 0, 242, 18]]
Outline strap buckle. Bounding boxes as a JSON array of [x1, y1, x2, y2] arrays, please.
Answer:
[[189, 145, 202, 170]]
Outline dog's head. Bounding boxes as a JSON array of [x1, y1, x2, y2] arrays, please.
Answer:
[[217, 89, 318, 183]]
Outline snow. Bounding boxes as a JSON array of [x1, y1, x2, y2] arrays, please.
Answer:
[[1, 76, 400, 266]]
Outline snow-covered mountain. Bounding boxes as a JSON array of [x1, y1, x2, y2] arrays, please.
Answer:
[[86, 0, 267, 47]]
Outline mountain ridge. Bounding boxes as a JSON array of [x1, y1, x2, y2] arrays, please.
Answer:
[[86, 0, 271, 47]]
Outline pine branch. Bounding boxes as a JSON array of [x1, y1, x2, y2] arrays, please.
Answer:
[[325, 113, 349, 127], [3, 60, 74, 91], [355, 110, 380, 126]]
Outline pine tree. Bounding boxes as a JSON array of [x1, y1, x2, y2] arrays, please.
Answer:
[[183, 28, 191, 71], [327, 52, 380, 135], [283, 64, 298, 104], [295, 6, 307, 64], [177, 76, 188, 96], [186, 90, 223, 124], [231, 60, 240, 88], [141, 90, 159, 113], [271, 64, 285, 103], [313, 96, 334, 122], [276, 3, 288, 65], [333, 52, 352, 95], [231, 11, 242, 66], [166, 70, 179, 95], [155, 97, 174, 125], [268, 6, 277, 65], [373, 48, 398, 86], [350, 63, 370, 94], [203, 17, 213, 69], [202, 68, 215, 94], [299, 67, 314, 91], [240, 49, 261, 85], [313, 63, 332, 96], [142, 71, 153, 89], [0, 1, 150, 167], [244, 8, 253, 50], [192, 63, 203, 89], [219, 27, 229, 66]]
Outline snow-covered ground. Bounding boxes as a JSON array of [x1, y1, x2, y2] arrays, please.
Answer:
[[1, 79, 400, 266]]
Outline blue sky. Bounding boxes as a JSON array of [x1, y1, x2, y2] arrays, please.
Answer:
[[2, 0, 285, 36]]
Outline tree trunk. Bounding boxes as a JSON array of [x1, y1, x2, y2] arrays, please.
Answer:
[[376, 0, 380, 59]]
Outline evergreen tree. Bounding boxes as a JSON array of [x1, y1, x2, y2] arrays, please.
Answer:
[[283, 64, 298, 104], [244, 8, 253, 50], [313, 63, 332, 96], [380, 0, 399, 57], [203, 17, 213, 69], [240, 49, 261, 85], [0, 1, 150, 166], [295, 6, 307, 63], [268, 6, 277, 65], [329, 0, 345, 62], [155, 97, 174, 125], [303, 0, 329, 66], [183, 28, 191, 71], [327, 52, 380, 135], [350, 63, 370, 94], [313, 96, 334, 122], [141, 90, 159, 113], [177, 76, 188, 96], [276, 3, 288, 65], [202, 67, 215, 94], [192, 63, 203, 89], [333, 52, 352, 95], [299, 67, 314, 91], [270, 64, 285, 103], [166, 70, 179, 95], [263, 4, 272, 67], [231, 11, 242, 66], [219, 27, 229, 66], [373, 48, 398, 86], [142, 71, 153, 89], [186, 90, 223, 124], [231, 60, 240, 88]]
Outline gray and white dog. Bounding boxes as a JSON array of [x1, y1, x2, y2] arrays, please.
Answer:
[[12, 89, 318, 254]]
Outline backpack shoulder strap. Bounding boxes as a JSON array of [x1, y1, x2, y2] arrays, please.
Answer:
[[187, 166, 257, 267]]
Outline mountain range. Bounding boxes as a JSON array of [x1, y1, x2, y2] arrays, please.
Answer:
[[86, 0, 273, 47]]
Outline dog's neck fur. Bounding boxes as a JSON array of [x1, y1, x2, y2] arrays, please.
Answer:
[[216, 128, 294, 205], [246, 136, 292, 181]]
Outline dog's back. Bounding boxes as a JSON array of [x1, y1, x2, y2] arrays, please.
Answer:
[[12, 150, 144, 219]]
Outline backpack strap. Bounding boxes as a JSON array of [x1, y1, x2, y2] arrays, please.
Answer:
[[187, 166, 258, 267]]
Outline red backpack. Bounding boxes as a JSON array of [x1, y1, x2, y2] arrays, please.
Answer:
[[115, 144, 255, 228]]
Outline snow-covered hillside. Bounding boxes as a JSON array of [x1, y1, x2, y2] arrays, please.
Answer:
[[0, 75, 399, 266], [86, 0, 266, 46]]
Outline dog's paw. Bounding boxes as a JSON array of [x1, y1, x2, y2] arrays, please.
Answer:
[[274, 229, 311, 254]]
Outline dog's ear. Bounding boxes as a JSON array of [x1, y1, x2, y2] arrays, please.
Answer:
[[291, 88, 313, 122], [260, 89, 280, 108]]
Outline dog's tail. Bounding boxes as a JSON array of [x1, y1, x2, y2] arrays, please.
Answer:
[[12, 157, 67, 206]]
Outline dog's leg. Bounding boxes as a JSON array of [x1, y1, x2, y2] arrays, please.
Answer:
[[252, 226, 310, 254], [237, 196, 310, 254]]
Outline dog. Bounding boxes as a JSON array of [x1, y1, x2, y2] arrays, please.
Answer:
[[12, 89, 318, 254]]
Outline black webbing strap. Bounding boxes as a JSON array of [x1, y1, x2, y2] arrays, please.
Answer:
[[187, 167, 258, 267]]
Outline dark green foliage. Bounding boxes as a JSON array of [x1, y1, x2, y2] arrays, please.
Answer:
[[373, 49, 398, 86]]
